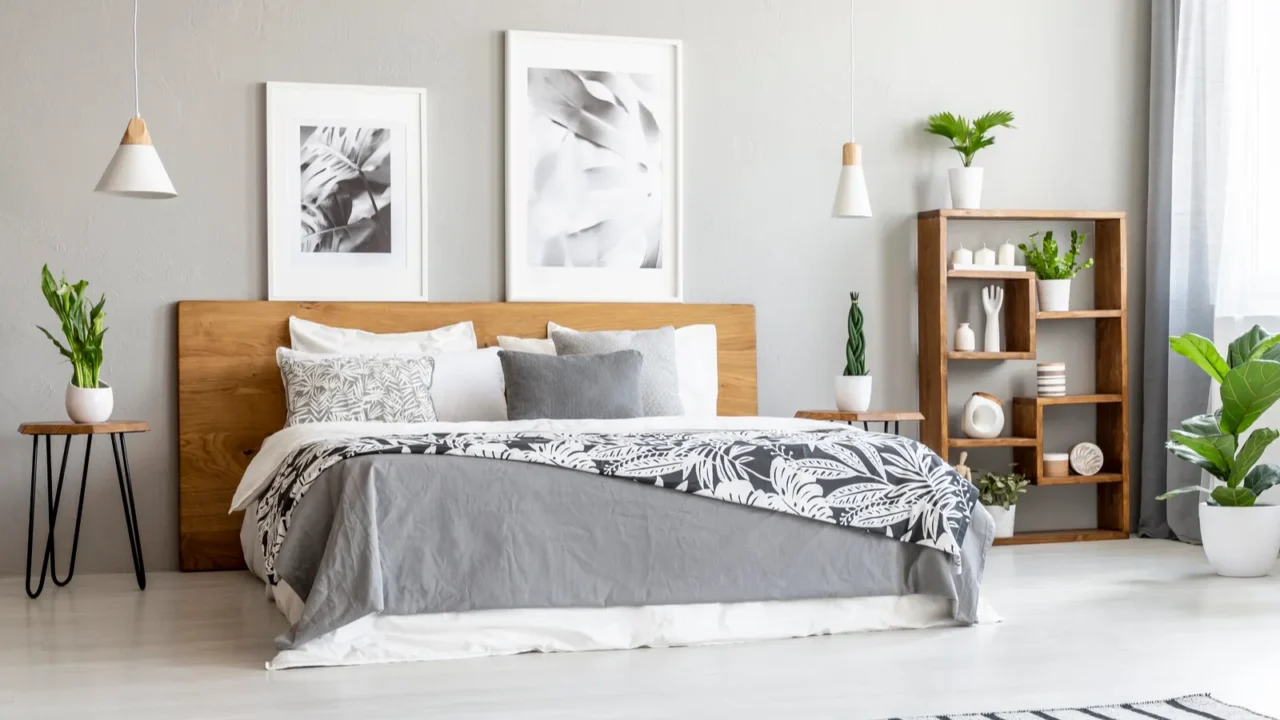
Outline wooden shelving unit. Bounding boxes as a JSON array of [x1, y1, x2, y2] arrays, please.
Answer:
[[917, 208, 1130, 546]]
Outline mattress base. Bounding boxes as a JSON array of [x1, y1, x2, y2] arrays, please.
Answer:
[[267, 594, 1001, 670]]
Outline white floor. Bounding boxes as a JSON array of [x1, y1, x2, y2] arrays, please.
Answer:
[[1, 540, 1278, 720]]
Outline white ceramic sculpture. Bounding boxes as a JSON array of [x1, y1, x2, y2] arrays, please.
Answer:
[[954, 322, 976, 352], [1070, 442, 1104, 476], [981, 285, 1003, 352], [961, 392, 1005, 439]]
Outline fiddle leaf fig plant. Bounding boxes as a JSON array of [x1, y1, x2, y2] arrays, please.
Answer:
[[844, 292, 866, 376], [1019, 230, 1094, 280], [37, 265, 107, 389], [976, 467, 1029, 510], [1159, 325, 1280, 507], [924, 110, 1015, 167]]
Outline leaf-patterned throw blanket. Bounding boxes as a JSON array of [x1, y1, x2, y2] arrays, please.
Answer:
[[256, 428, 979, 584]]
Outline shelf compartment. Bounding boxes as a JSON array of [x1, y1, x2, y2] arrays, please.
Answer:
[[920, 209, 1127, 222], [948, 270, 1036, 280], [1035, 472, 1125, 486], [948, 437, 1038, 448], [1016, 394, 1123, 406], [993, 529, 1127, 546], [1037, 309, 1123, 320]]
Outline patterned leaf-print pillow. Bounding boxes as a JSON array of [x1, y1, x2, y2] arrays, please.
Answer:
[[276, 348, 437, 425]]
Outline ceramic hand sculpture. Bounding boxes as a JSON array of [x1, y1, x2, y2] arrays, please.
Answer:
[[981, 285, 1003, 352]]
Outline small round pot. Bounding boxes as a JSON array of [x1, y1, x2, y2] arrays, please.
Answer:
[[66, 382, 113, 424], [961, 392, 1004, 439], [1037, 278, 1072, 312], [1199, 503, 1280, 577], [835, 375, 873, 413], [984, 504, 1016, 539], [948, 167, 984, 209]]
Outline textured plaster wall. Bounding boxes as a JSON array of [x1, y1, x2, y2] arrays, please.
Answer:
[[0, 0, 1149, 574]]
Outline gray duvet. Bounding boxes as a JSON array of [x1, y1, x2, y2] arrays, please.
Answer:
[[274, 454, 993, 649]]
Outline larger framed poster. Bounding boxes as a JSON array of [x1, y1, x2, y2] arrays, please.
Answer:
[[505, 31, 683, 302]]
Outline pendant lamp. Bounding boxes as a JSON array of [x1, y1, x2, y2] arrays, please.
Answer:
[[95, 0, 176, 199], [832, 0, 870, 218]]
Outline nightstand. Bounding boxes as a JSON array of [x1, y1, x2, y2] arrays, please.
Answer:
[[794, 410, 925, 436]]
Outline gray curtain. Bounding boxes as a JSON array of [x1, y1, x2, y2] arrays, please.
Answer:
[[1139, 0, 1217, 542]]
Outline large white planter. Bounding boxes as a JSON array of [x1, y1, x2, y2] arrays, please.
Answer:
[[835, 375, 873, 412], [66, 382, 113, 424], [1199, 503, 1280, 577], [1037, 279, 1072, 312], [985, 504, 1016, 539], [948, 167, 984, 209]]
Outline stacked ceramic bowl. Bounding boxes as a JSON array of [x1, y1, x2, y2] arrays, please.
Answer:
[[1037, 362, 1066, 397]]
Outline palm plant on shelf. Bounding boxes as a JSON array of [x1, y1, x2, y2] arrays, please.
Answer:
[[37, 265, 114, 423], [1158, 325, 1280, 577], [924, 110, 1015, 210], [835, 292, 872, 412], [1019, 230, 1094, 312]]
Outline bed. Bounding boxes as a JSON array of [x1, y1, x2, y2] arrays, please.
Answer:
[[178, 301, 995, 669]]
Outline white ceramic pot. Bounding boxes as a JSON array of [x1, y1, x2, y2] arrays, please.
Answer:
[[835, 375, 873, 412], [66, 382, 113, 424], [1037, 278, 1072, 312], [948, 167, 984, 209], [1199, 503, 1280, 577], [985, 504, 1016, 539], [961, 392, 1004, 439], [954, 322, 976, 352]]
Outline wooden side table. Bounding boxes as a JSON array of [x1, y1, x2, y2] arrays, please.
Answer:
[[795, 411, 925, 436], [18, 421, 150, 599]]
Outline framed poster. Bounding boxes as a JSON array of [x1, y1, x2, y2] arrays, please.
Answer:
[[505, 31, 683, 302], [266, 82, 427, 300]]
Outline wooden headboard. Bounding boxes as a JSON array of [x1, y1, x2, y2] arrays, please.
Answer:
[[177, 301, 757, 571]]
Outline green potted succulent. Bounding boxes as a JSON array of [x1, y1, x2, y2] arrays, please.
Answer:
[[924, 110, 1015, 209], [835, 292, 871, 412], [37, 266, 112, 423], [975, 467, 1029, 538], [1019, 230, 1094, 313], [1158, 326, 1280, 577]]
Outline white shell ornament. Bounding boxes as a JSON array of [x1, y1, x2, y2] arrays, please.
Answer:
[[961, 392, 1005, 439], [1070, 442, 1104, 476]]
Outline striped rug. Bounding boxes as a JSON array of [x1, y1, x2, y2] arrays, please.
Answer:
[[900, 696, 1272, 720]]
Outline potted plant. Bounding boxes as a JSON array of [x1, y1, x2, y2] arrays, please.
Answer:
[[1019, 230, 1094, 313], [975, 467, 1029, 538], [37, 266, 112, 424], [1159, 326, 1280, 577], [835, 292, 872, 412], [924, 110, 1015, 209]]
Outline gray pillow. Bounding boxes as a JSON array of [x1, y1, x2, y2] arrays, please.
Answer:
[[277, 348, 438, 425], [550, 326, 684, 416], [499, 350, 644, 420]]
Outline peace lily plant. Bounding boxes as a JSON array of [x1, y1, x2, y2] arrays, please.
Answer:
[[1159, 325, 1280, 576], [37, 265, 114, 423]]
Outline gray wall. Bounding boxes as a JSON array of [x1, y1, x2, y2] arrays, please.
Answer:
[[0, 0, 1150, 575]]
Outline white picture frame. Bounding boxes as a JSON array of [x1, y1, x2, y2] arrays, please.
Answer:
[[266, 82, 428, 301], [505, 31, 684, 303]]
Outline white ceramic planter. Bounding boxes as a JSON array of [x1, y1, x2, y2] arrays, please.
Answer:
[[66, 382, 113, 424], [835, 375, 873, 412], [954, 322, 976, 352], [961, 392, 1004, 439], [985, 504, 1016, 538], [948, 167, 984, 209], [1037, 278, 1072, 312], [1199, 503, 1280, 577]]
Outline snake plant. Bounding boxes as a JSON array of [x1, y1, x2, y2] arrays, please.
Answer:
[[844, 292, 867, 377]]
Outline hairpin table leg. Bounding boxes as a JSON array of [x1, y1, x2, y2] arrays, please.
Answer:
[[110, 433, 147, 590], [52, 436, 91, 587]]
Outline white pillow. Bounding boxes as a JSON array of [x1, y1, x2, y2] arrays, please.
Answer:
[[497, 335, 556, 355], [289, 316, 477, 355], [548, 322, 718, 417], [430, 348, 507, 422]]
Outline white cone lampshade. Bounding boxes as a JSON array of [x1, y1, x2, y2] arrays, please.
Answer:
[[832, 142, 870, 218], [95, 118, 176, 199]]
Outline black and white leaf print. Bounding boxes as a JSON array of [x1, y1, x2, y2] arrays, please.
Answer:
[[255, 428, 978, 584]]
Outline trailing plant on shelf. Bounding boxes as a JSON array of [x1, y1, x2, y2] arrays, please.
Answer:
[[1019, 230, 1094, 280], [37, 265, 107, 389], [1158, 326, 1280, 508], [924, 110, 1016, 168], [844, 292, 866, 377], [975, 467, 1029, 510]]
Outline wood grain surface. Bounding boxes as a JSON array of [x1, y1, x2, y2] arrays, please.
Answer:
[[19, 421, 150, 435]]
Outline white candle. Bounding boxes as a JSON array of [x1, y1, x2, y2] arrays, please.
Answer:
[[951, 246, 973, 266], [997, 241, 1017, 266], [974, 244, 996, 266]]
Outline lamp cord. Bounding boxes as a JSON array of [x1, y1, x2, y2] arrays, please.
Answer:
[[133, 0, 140, 118], [849, 0, 856, 142]]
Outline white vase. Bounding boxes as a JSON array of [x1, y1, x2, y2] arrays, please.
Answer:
[[954, 323, 975, 352], [985, 504, 1017, 539], [835, 375, 873, 412], [1199, 503, 1280, 577], [961, 392, 1004, 439], [1037, 278, 1072, 312], [948, 167, 984, 209], [66, 382, 114, 424]]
